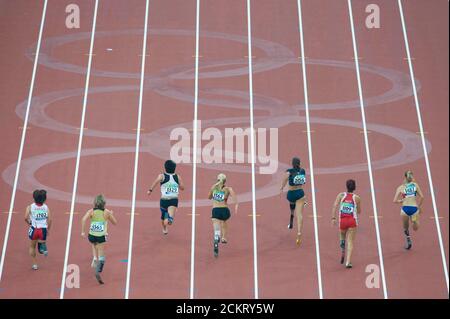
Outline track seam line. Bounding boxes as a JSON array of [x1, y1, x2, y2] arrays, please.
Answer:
[[347, 0, 388, 299], [189, 0, 200, 300], [397, 0, 449, 294], [59, 0, 99, 299], [125, 0, 150, 300], [0, 0, 48, 283], [296, 0, 323, 300], [246, 0, 259, 299]]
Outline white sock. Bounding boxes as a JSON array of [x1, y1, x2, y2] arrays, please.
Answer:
[[214, 230, 221, 241]]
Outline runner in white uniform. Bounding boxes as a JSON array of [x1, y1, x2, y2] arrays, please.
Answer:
[[24, 190, 52, 270], [148, 160, 185, 235]]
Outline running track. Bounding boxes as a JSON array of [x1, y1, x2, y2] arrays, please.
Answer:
[[0, 0, 447, 299]]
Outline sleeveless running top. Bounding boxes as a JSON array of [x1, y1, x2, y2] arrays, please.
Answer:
[[339, 192, 357, 219], [160, 173, 179, 199], [287, 168, 306, 186], [402, 182, 417, 198], [30, 203, 49, 229], [89, 209, 107, 237]]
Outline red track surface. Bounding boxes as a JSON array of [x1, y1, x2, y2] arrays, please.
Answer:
[[0, 0, 448, 299]]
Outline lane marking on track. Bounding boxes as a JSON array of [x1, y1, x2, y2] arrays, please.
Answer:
[[297, 0, 323, 299], [348, 0, 388, 299], [247, 214, 261, 217], [125, 0, 150, 300], [246, 0, 259, 300], [307, 215, 322, 218], [369, 215, 383, 219], [84, 53, 96, 56], [132, 128, 145, 131], [126, 212, 140, 216], [415, 131, 428, 135], [302, 130, 315, 133], [60, 0, 99, 300], [429, 216, 444, 220], [18, 127, 32, 130], [189, 0, 201, 300], [403, 57, 415, 60], [398, 0, 449, 294], [188, 213, 200, 216], [0, 0, 48, 283], [360, 130, 372, 133], [64, 212, 80, 215], [192, 55, 203, 58]]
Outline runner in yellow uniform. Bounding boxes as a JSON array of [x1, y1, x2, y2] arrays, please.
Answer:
[[81, 195, 117, 284]]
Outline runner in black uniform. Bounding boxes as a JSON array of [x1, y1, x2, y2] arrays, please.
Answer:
[[148, 160, 185, 235], [280, 157, 307, 246]]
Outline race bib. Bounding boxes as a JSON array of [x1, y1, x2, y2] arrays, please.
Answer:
[[340, 202, 355, 215], [404, 184, 416, 197], [213, 191, 225, 202], [33, 212, 47, 220], [165, 183, 179, 195], [293, 174, 306, 185], [90, 222, 105, 233]]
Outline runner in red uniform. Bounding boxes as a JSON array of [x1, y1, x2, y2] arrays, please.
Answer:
[[331, 179, 361, 268]]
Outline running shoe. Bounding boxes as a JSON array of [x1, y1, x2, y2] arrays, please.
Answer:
[[214, 237, 219, 257], [345, 263, 353, 269], [405, 237, 412, 250], [95, 272, 104, 285], [296, 233, 302, 246], [32, 264, 38, 270]]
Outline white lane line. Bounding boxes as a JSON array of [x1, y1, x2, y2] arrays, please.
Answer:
[[189, 0, 201, 300], [125, 0, 150, 300], [397, 0, 449, 294], [59, 0, 99, 299], [347, 0, 388, 299], [296, 0, 323, 299], [0, 0, 48, 283], [246, 0, 259, 299]]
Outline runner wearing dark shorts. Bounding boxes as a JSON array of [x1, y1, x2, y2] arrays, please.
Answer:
[[280, 157, 307, 246], [148, 160, 185, 235], [208, 173, 238, 257], [81, 195, 117, 284]]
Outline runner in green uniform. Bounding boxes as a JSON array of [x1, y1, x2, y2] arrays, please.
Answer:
[[81, 195, 117, 284]]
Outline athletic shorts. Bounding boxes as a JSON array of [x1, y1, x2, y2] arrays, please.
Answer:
[[212, 207, 231, 221], [160, 198, 178, 220], [339, 216, 357, 230], [287, 189, 305, 203], [88, 234, 107, 244], [28, 227, 47, 241], [401, 206, 419, 216]]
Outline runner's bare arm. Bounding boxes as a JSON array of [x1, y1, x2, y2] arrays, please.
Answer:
[[147, 174, 163, 195], [81, 209, 92, 236], [393, 186, 403, 203], [228, 187, 238, 214], [106, 209, 117, 225], [355, 195, 361, 215], [47, 208, 52, 232], [24, 205, 31, 226], [208, 187, 214, 199], [280, 173, 289, 193], [331, 193, 342, 224], [415, 183, 424, 208]]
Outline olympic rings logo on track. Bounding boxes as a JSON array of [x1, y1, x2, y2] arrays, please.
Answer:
[[2, 29, 430, 208]]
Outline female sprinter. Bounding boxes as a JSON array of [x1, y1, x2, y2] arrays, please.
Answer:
[[25, 189, 52, 270], [280, 157, 307, 246], [208, 173, 238, 257], [393, 170, 424, 250], [81, 195, 117, 284], [147, 160, 185, 235], [331, 179, 361, 268]]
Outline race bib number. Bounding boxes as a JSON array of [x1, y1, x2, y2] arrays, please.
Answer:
[[90, 222, 105, 233], [404, 184, 416, 197], [165, 183, 179, 195], [213, 192, 225, 202], [340, 202, 355, 215], [33, 212, 48, 220], [293, 174, 306, 185]]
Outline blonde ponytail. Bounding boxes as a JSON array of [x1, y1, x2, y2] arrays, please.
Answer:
[[213, 173, 227, 191]]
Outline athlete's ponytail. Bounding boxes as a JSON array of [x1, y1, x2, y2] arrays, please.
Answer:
[[213, 173, 227, 191], [404, 170, 414, 184]]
